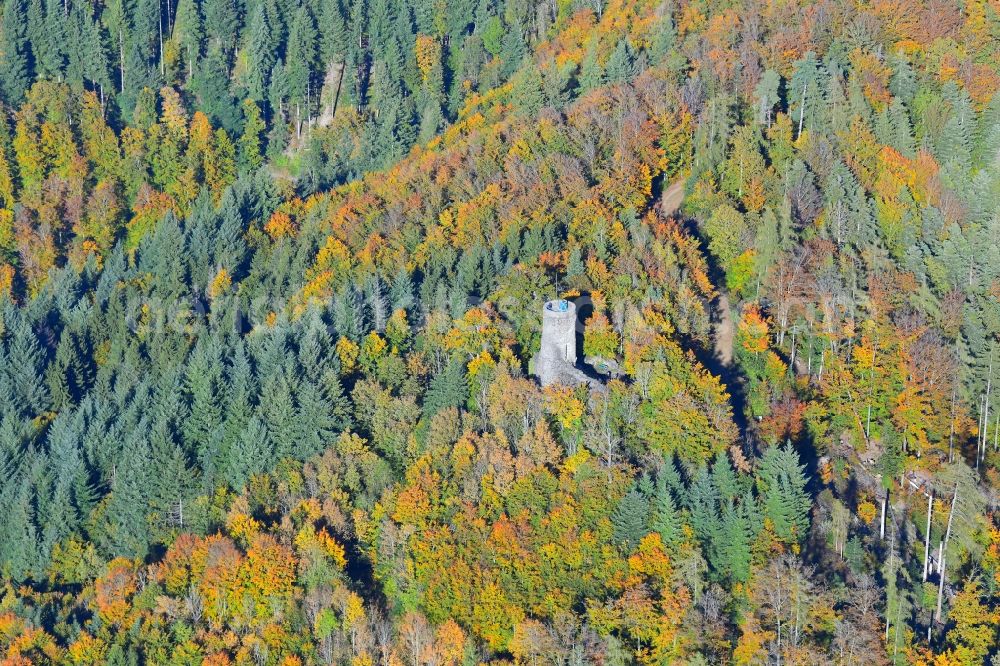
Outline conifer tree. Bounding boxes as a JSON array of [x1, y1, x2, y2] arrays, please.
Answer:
[[284, 5, 318, 131], [389, 267, 414, 313], [717, 501, 753, 584], [0, 0, 31, 105], [604, 38, 636, 84], [613, 487, 649, 550], [423, 355, 467, 418], [789, 51, 825, 137], [4, 310, 51, 416], [888, 99, 916, 158], [46, 336, 74, 411], [241, 1, 273, 102], [239, 99, 266, 170], [888, 53, 916, 104], [498, 20, 524, 78], [365, 275, 389, 332], [185, 337, 224, 456], [0, 483, 40, 580], [322, 360, 351, 417], [332, 286, 364, 341], [295, 378, 339, 458], [228, 414, 272, 488], [261, 371, 299, 459], [149, 420, 198, 535], [511, 60, 544, 117], [687, 465, 721, 545], [318, 0, 348, 65], [202, 0, 240, 53], [648, 11, 676, 62], [172, 0, 203, 81], [937, 84, 974, 168], [417, 96, 442, 144], [39, 0, 65, 76], [753, 70, 780, 126], [756, 443, 811, 544], [711, 450, 739, 502], [650, 476, 684, 550], [99, 433, 152, 558], [579, 42, 603, 91]]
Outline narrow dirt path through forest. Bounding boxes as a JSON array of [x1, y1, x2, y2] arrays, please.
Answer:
[[660, 180, 685, 216], [714, 292, 734, 367], [660, 179, 735, 367]]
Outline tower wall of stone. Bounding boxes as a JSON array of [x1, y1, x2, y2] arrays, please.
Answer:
[[541, 300, 577, 365], [535, 299, 579, 386]]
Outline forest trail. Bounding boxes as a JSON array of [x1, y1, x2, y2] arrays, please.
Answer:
[[661, 179, 685, 216], [715, 292, 735, 367], [660, 179, 735, 367]]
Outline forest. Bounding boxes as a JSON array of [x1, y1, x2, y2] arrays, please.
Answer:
[[0, 0, 998, 663]]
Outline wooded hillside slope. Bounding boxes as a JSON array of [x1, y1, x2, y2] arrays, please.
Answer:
[[0, 0, 999, 663]]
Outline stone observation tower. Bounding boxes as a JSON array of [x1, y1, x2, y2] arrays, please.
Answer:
[[541, 299, 577, 365], [534, 299, 595, 387]]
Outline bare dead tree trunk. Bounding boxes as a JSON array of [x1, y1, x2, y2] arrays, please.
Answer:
[[797, 80, 807, 138], [158, 0, 164, 76], [935, 484, 958, 623], [922, 491, 933, 582], [878, 488, 886, 539], [949, 385, 957, 463], [980, 348, 993, 465], [866, 337, 879, 440], [790, 327, 797, 372], [994, 411, 999, 452], [977, 393, 985, 472], [119, 29, 126, 93], [893, 586, 903, 661]]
